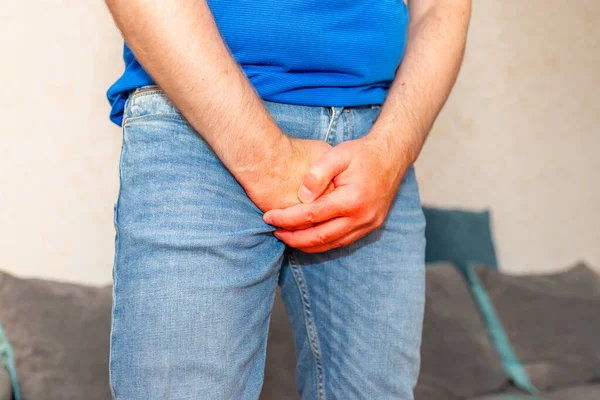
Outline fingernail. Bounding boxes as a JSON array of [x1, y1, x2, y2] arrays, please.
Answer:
[[263, 213, 272, 224], [298, 185, 314, 202]]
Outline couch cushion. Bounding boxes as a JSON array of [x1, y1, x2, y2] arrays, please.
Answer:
[[468, 394, 544, 399], [472, 263, 600, 391], [0, 271, 112, 400], [467, 383, 600, 400], [0, 368, 11, 400], [415, 265, 508, 400], [414, 383, 461, 400], [547, 382, 600, 400], [467, 384, 545, 399], [0, 323, 18, 400], [423, 207, 498, 270]]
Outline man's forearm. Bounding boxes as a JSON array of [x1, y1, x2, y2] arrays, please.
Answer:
[[105, 0, 289, 181], [368, 0, 471, 164]]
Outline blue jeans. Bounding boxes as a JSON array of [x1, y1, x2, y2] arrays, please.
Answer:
[[109, 85, 426, 400]]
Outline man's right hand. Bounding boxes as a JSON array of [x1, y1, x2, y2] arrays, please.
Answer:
[[106, 1, 321, 211], [241, 136, 335, 217], [106, 0, 336, 225]]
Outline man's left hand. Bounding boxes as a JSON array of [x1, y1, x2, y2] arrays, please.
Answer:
[[262, 135, 410, 253]]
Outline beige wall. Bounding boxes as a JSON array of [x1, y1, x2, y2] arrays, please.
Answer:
[[0, 1, 123, 284], [0, 1, 598, 285], [416, 0, 599, 274]]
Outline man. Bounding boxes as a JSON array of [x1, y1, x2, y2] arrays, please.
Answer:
[[104, 0, 470, 399]]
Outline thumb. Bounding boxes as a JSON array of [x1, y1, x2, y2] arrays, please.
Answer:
[[298, 149, 350, 203]]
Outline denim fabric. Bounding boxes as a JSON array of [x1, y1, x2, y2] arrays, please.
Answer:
[[109, 85, 426, 400]]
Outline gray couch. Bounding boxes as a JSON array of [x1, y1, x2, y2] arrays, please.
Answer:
[[414, 263, 600, 400], [0, 369, 11, 400], [1, 263, 599, 399]]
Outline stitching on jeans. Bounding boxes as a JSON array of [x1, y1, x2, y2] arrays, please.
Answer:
[[130, 89, 163, 101], [122, 113, 185, 126], [130, 85, 162, 99], [345, 109, 352, 141], [122, 88, 183, 126], [288, 251, 326, 400]]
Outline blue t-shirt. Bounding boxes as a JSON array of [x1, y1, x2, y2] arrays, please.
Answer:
[[107, 0, 410, 126]]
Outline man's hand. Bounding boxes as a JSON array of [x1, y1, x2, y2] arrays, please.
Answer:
[[261, 136, 408, 253], [105, 0, 318, 202], [243, 136, 335, 214], [262, 0, 471, 253]]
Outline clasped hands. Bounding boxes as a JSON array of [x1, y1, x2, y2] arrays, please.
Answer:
[[245, 134, 409, 253]]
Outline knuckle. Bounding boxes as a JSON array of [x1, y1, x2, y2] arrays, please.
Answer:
[[362, 206, 383, 228], [303, 208, 316, 223], [366, 209, 379, 224], [373, 214, 385, 229], [347, 190, 363, 210]]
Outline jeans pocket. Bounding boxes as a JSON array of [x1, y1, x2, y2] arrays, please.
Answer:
[[129, 84, 162, 100], [122, 85, 184, 125]]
